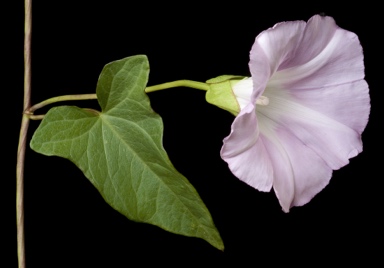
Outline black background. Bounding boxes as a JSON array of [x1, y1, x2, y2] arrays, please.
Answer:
[[12, 1, 382, 267]]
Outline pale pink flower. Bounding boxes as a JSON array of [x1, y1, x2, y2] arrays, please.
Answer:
[[221, 15, 370, 212]]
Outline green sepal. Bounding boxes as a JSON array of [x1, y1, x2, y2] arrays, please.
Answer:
[[205, 75, 246, 116]]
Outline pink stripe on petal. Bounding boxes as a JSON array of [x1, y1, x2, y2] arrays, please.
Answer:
[[269, 27, 365, 89], [251, 20, 306, 75], [278, 15, 339, 70], [285, 80, 370, 134]]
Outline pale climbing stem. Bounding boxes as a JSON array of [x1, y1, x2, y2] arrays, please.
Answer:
[[17, 0, 31, 268]]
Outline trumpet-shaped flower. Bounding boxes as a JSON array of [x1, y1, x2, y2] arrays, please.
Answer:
[[218, 15, 370, 212]]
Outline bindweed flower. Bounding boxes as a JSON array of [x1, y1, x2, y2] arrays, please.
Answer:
[[207, 15, 370, 212]]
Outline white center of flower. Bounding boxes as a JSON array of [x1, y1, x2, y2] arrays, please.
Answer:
[[256, 95, 269, 106], [232, 77, 269, 110]]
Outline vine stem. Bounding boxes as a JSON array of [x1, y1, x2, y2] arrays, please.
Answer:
[[17, 0, 32, 267]]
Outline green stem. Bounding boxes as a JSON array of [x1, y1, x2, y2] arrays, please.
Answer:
[[17, 0, 32, 267], [28, 94, 97, 113], [145, 80, 210, 92], [26, 80, 209, 119]]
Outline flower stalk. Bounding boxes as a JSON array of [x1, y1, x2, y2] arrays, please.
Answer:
[[145, 80, 210, 92], [24, 80, 210, 119]]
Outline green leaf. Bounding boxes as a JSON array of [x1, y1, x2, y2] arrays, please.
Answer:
[[30, 55, 224, 250]]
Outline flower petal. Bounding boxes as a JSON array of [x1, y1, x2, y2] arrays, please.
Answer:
[[277, 15, 347, 70], [258, 114, 333, 212], [249, 19, 306, 102], [252, 13, 370, 170], [269, 15, 365, 89], [273, 80, 370, 134], [249, 15, 368, 106], [258, 89, 363, 170], [265, 15, 370, 132], [221, 104, 274, 192], [222, 14, 370, 212]]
